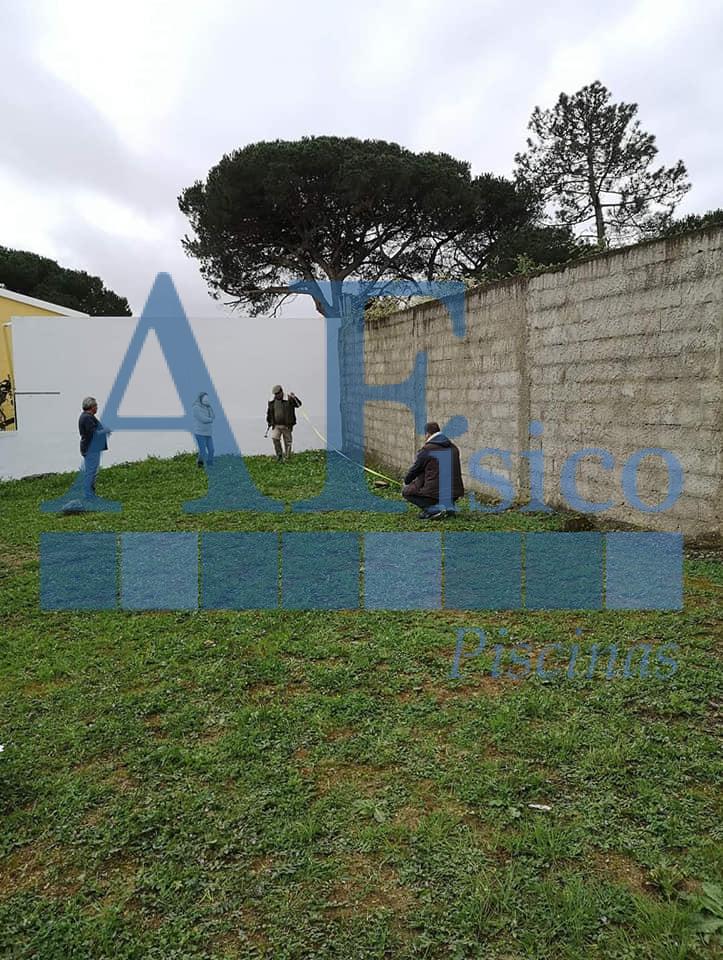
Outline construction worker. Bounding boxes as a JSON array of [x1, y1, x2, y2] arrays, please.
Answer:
[[266, 385, 301, 461]]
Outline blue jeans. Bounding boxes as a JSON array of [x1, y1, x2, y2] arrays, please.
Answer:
[[83, 451, 101, 498], [195, 434, 214, 465]]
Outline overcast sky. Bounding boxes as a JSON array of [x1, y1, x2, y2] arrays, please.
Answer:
[[1, 0, 721, 317]]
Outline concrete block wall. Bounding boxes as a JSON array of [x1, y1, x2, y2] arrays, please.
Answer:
[[361, 308, 417, 469], [351, 227, 722, 536]]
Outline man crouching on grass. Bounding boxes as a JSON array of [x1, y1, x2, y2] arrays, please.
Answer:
[[402, 421, 464, 519]]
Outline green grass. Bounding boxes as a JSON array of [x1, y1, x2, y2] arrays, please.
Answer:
[[0, 451, 721, 959]]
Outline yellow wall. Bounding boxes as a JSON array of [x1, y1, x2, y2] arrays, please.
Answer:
[[0, 295, 65, 431]]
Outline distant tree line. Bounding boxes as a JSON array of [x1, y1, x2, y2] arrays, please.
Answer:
[[0, 247, 131, 316], [657, 208, 723, 238]]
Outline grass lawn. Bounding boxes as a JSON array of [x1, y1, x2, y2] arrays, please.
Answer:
[[0, 451, 721, 960]]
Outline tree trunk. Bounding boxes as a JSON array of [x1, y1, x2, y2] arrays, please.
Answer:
[[585, 129, 606, 247], [593, 193, 606, 247]]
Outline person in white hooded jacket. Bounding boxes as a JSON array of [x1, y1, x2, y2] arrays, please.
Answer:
[[192, 391, 215, 467]]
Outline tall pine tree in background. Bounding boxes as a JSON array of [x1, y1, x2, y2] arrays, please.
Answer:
[[515, 81, 690, 247]]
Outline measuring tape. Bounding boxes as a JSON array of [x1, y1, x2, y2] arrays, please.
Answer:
[[297, 407, 402, 487]]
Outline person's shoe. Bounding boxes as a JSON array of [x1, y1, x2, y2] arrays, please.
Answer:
[[197, 460, 204, 468], [421, 508, 447, 520]]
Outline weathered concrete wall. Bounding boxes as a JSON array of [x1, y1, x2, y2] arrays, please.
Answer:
[[351, 227, 723, 536]]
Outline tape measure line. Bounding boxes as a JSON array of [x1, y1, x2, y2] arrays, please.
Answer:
[[298, 408, 402, 487]]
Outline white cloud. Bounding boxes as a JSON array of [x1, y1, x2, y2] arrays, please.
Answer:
[[33, 0, 209, 148], [0, 0, 720, 319]]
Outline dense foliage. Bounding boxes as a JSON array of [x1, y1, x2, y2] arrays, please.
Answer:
[[515, 81, 690, 246], [0, 247, 131, 316], [179, 136, 577, 316]]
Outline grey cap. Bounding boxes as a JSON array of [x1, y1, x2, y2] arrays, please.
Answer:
[[271, 384, 283, 395]]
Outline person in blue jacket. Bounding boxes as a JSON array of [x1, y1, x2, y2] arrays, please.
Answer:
[[192, 391, 215, 467], [78, 396, 111, 499]]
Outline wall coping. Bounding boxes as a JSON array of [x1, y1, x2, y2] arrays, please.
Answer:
[[366, 223, 723, 326]]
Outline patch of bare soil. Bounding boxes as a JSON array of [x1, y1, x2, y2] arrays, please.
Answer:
[[249, 855, 275, 875], [143, 712, 168, 740], [244, 681, 311, 702], [0, 844, 86, 899], [396, 675, 512, 704], [325, 853, 415, 920], [2, 550, 34, 571], [211, 907, 270, 956], [297, 759, 391, 797], [105, 764, 140, 792], [72, 757, 140, 793], [94, 854, 140, 909], [198, 724, 229, 744], [686, 575, 722, 592], [22, 677, 70, 697], [393, 780, 499, 848], [325, 726, 355, 743], [592, 850, 650, 895]]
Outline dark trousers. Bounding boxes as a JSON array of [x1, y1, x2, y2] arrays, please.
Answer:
[[402, 487, 457, 512], [402, 489, 438, 511]]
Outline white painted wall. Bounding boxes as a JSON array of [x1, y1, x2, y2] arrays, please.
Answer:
[[0, 313, 327, 480]]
